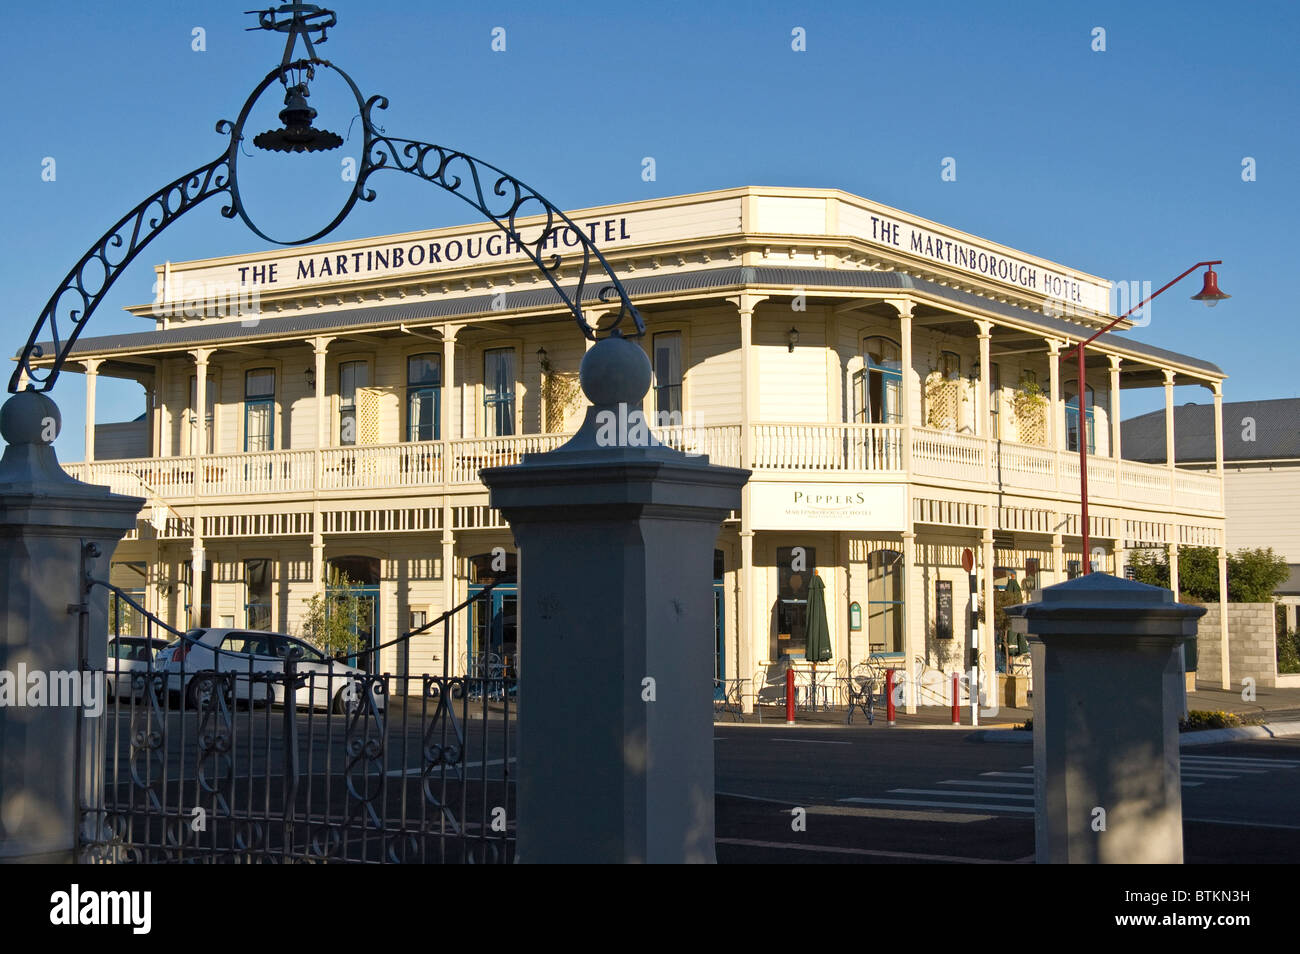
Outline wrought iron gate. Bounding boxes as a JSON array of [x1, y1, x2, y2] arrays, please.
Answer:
[[80, 579, 515, 863]]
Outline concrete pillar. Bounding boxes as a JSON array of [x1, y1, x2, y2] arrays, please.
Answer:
[[1006, 573, 1204, 864], [483, 335, 748, 863], [0, 391, 143, 862], [1051, 533, 1064, 586], [82, 358, 102, 464]]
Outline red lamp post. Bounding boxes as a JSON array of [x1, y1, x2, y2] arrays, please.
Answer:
[[1065, 262, 1230, 574]]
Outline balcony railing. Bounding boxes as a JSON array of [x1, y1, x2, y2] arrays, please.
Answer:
[[64, 423, 1223, 512]]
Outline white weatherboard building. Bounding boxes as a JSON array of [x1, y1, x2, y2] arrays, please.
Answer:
[[44, 186, 1230, 705]]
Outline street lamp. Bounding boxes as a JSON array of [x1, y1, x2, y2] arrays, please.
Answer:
[[1066, 261, 1230, 573]]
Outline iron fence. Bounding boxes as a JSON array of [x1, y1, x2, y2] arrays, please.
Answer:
[[80, 580, 514, 863]]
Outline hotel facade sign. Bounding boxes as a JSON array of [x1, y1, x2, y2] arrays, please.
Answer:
[[750, 481, 906, 531]]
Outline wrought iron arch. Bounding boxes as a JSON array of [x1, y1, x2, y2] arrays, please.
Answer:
[[12, 8, 644, 395]]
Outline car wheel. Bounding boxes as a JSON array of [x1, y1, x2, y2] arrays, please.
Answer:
[[186, 673, 216, 710]]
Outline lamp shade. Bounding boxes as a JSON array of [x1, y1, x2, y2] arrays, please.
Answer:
[[1190, 267, 1230, 306]]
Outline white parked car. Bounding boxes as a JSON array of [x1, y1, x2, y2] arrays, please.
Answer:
[[155, 628, 383, 713], [106, 635, 171, 699]]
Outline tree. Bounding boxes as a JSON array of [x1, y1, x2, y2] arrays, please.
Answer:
[[297, 570, 368, 659], [1126, 545, 1288, 604]]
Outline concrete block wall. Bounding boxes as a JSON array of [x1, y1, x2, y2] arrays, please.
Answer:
[[1197, 602, 1278, 689]]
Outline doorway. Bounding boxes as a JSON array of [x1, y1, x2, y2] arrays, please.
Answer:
[[467, 551, 518, 676], [327, 555, 381, 670]]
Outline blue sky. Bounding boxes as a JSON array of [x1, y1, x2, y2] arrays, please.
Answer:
[[1, 0, 1295, 460]]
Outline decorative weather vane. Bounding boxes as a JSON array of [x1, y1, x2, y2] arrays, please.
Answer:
[[11, 3, 644, 394]]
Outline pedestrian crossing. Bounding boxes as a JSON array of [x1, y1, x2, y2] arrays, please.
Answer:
[[840, 754, 1300, 815]]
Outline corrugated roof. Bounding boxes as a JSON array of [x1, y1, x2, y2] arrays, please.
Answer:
[[27, 266, 1223, 377], [1121, 397, 1300, 462]]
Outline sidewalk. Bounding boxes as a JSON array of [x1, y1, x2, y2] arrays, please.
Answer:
[[1186, 681, 1300, 722], [718, 682, 1300, 729]]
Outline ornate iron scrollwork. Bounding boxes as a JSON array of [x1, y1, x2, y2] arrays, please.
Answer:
[[13, 4, 646, 395]]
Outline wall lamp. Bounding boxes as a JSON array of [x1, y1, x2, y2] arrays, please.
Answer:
[[787, 327, 799, 352], [304, 366, 316, 389]]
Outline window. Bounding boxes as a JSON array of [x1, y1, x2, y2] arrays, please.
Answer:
[[940, 351, 961, 379], [244, 368, 275, 452], [338, 360, 369, 446], [1020, 370, 1037, 388], [406, 353, 441, 442], [652, 332, 683, 421], [245, 558, 273, 631], [857, 336, 902, 424], [867, 550, 904, 653], [776, 546, 816, 658], [187, 375, 216, 455], [483, 348, 516, 437], [1066, 383, 1096, 453]]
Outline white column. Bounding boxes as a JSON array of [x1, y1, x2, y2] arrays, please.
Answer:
[[981, 528, 995, 707], [1046, 338, 1064, 463], [1169, 533, 1180, 600], [977, 321, 992, 484], [737, 297, 759, 711], [1163, 367, 1176, 464], [1213, 382, 1225, 509], [1109, 354, 1123, 497], [901, 529, 919, 713], [83, 358, 102, 464], [894, 300, 915, 475], [190, 348, 212, 459], [441, 325, 461, 667], [1218, 546, 1230, 691], [1051, 533, 1064, 585]]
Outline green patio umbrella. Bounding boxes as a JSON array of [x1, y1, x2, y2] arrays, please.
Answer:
[[804, 572, 832, 663], [1004, 577, 1029, 655]]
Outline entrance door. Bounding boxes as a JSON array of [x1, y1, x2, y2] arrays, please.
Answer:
[[468, 587, 518, 674], [327, 556, 381, 671]]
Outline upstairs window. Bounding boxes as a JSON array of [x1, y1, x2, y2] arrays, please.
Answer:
[[483, 348, 516, 437], [244, 368, 275, 452], [652, 332, 683, 422], [1066, 383, 1096, 453], [406, 353, 442, 442], [855, 336, 902, 424], [338, 360, 369, 446]]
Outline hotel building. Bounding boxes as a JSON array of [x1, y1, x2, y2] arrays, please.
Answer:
[[43, 186, 1230, 705]]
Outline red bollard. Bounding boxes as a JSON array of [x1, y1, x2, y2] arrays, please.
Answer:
[[785, 667, 796, 725], [885, 668, 896, 726], [951, 672, 960, 725]]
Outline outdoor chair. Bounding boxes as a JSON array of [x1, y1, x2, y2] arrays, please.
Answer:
[[713, 677, 745, 722], [753, 662, 789, 723]]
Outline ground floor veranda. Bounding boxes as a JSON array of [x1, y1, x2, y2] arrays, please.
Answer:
[[105, 505, 1225, 708]]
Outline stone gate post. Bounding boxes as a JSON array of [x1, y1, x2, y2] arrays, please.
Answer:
[[483, 334, 748, 863], [0, 391, 143, 863], [1006, 573, 1204, 864]]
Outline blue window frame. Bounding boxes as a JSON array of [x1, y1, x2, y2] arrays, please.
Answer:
[[859, 336, 902, 424], [406, 353, 442, 442], [1066, 383, 1096, 453], [244, 368, 275, 452], [483, 348, 516, 437]]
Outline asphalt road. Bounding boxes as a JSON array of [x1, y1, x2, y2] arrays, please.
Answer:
[[714, 724, 1300, 863]]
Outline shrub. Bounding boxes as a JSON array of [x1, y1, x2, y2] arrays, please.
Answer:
[[1179, 710, 1242, 732], [1279, 629, 1300, 675]]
